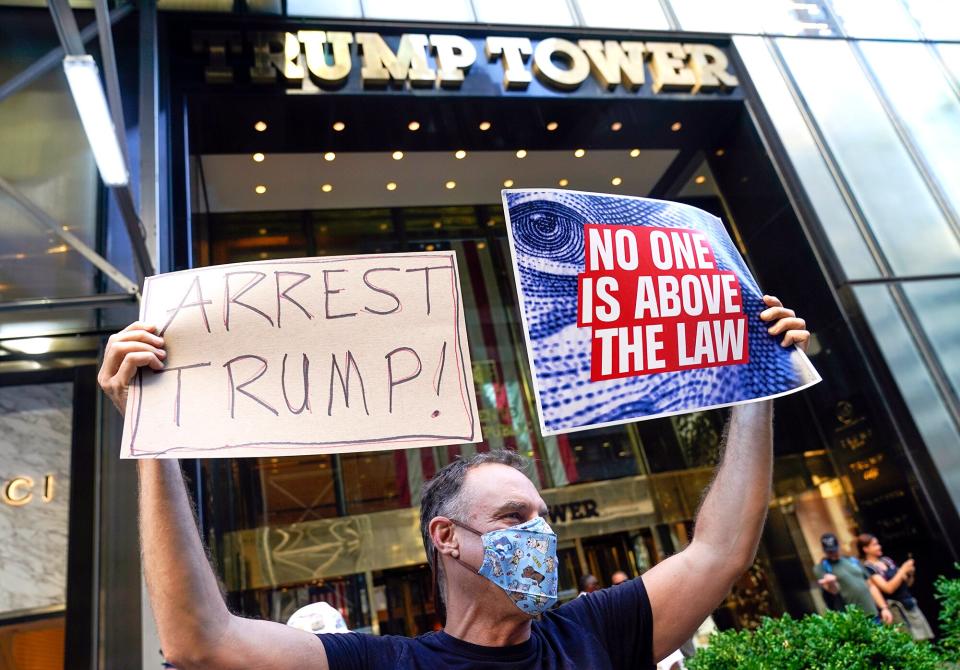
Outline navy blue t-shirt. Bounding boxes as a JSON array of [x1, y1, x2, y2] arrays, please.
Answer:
[[319, 576, 654, 670]]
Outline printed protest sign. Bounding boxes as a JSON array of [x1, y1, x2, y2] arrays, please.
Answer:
[[502, 189, 820, 436], [120, 252, 481, 458]]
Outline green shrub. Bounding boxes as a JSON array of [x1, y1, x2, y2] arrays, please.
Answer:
[[935, 564, 960, 663], [687, 607, 943, 670]]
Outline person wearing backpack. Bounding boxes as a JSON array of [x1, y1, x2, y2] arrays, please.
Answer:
[[813, 533, 893, 624]]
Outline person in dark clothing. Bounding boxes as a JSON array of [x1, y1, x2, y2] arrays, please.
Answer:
[[857, 533, 934, 640], [814, 532, 892, 624], [97, 296, 809, 669]]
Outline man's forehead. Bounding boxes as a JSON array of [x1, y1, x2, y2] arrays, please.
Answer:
[[462, 463, 546, 513]]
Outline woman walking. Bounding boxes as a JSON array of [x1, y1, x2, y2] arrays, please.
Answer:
[[856, 533, 934, 640]]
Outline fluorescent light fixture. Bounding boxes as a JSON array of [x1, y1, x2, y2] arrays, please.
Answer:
[[62, 56, 128, 187]]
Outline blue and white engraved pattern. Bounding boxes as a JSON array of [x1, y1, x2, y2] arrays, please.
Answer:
[[502, 189, 821, 435]]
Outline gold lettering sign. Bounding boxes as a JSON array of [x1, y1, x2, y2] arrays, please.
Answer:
[[1, 474, 56, 506], [275, 32, 737, 95]]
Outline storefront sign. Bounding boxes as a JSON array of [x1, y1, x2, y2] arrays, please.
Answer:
[[121, 252, 481, 459], [503, 190, 820, 435], [1, 474, 55, 506], [275, 32, 736, 95]]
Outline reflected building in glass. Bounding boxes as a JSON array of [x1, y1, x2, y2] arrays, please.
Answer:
[[1, 0, 960, 665]]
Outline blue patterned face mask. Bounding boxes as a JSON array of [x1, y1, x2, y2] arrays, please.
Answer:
[[452, 516, 559, 616]]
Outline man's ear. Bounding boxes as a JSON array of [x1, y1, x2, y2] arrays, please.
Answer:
[[429, 517, 460, 559]]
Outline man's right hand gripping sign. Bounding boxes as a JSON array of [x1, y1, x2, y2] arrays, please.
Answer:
[[100, 296, 808, 669]]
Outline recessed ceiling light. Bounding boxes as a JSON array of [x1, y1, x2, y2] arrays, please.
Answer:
[[253, 152, 265, 162], [324, 152, 336, 162], [332, 121, 345, 132], [433, 221, 443, 229], [259, 251, 269, 259], [454, 150, 466, 159], [425, 244, 436, 251], [321, 183, 333, 192], [671, 121, 682, 132], [715, 148, 725, 157], [392, 150, 404, 160], [477, 241, 487, 250], [408, 121, 420, 131], [503, 179, 514, 187], [574, 149, 585, 158], [486, 219, 497, 227], [546, 121, 559, 131], [629, 148, 641, 158], [611, 121, 623, 131], [258, 227, 268, 235], [516, 149, 527, 159], [379, 223, 389, 231], [694, 175, 707, 185], [558, 178, 569, 186], [479, 121, 491, 131], [611, 176, 622, 186], [255, 185, 267, 194], [445, 180, 457, 189], [254, 121, 267, 132], [386, 181, 397, 191]]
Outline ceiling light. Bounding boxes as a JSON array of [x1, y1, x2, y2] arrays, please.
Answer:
[[259, 252, 268, 259], [332, 121, 345, 132], [610, 121, 623, 131], [671, 121, 682, 132], [324, 152, 336, 162], [479, 121, 491, 131], [611, 176, 622, 186], [255, 185, 267, 194], [503, 179, 514, 187], [516, 149, 527, 159], [629, 148, 641, 158], [258, 227, 268, 235], [715, 148, 725, 157], [454, 150, 466, 159], [253, 153, 265, 162], [546, 121, 559, 131], [486, 219, 497, 227], [574, 149, 585, 158], [477, 242, 487, 250], [254, 120, 267, 132], [14, 253, 25, 260], [408, 121, 420, 131], [425, 244, 436, 251], [392, 150, 404, 160], [3, 337, 55, 355], [62, 56, 128, 186], [321, 183, 333, 192], [47, 244, 69, 254], [558, 178, 569, 186], [433, 221, 443, 229], [386, 182, 397, 191], [445, 180, 456, 189], [695, 175, 707, 185]]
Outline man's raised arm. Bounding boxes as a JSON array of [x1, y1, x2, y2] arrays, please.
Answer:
[[100, 323, 328, 670], [641, 296, 809, 661]]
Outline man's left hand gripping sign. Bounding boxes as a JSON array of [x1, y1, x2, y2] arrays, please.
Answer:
[[120, 252, 481, 458]]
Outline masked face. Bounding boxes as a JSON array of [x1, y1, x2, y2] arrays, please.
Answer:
[[453, 516, 559, 616]]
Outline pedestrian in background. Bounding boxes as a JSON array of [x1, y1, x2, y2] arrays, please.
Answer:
[[814, 533, 893, 624], [577, 573, 599, 596], [857, 533, 934, 640], [611, 570, 630, 585]]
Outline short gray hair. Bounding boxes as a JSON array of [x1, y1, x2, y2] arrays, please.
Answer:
[[419, 450, 530, 617]]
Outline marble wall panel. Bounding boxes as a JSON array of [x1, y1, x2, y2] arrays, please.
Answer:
[[0, 382, 72, 616]]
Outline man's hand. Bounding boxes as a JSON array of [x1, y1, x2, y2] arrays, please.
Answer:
[[759, 295, 810, 352], [818, 574, 840, 595], [97, 321, 165, 414]]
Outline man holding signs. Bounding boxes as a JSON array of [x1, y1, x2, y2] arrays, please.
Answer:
[[98, 191, 814, 668]]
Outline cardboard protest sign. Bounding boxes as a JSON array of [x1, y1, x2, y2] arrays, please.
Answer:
[[120, 252, 481, 458], [502, 189, 820, 436]]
